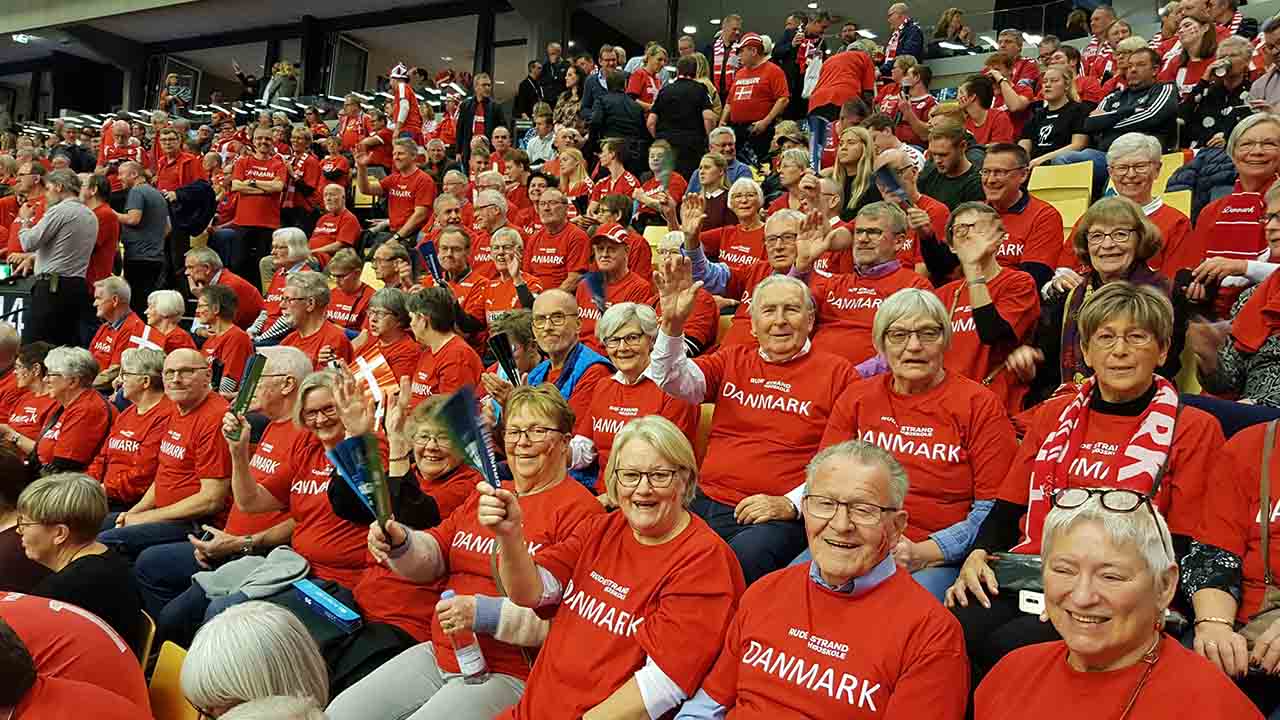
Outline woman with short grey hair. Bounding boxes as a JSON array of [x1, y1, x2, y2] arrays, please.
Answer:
[[96, 347, 168, 509], [820, 287, 1017, 601], [770, 147, 811, 213], [144, 289, 197, 353], [35, 347, 112, 475], [1100, 131, 1191, 265], [251, 227, 318, 345], [570, 303, 698, 496], [360, 287, 419, 381], [182, 601, 329, 717]]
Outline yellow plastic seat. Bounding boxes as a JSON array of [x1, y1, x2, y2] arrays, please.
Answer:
[[1163, 189, 1192, 217], [352, 181, 377, 210], [149, 642, 199, 720], [1155, 152, 1186, 195], [1046, 196, 1091, 237], [136, 610, 156, 665], [643, 225, 670, 250], [1029, 161, 1093, 204], [361, 261, 384, 290], [694, 403, 715, 464], [1176, 342, 1202, 395]]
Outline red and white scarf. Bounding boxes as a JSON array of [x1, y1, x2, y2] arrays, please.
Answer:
[[885, 20, 908, 63], [712, 34, 738, 95], [1012, 375, 1180, 555]]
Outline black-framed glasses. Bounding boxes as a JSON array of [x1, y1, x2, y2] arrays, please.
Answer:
[[504, 426, 561, 443], [883, 325, 944, 346], [978, 166, 1027, 179], [531, 312, 569, 328], [763, 232, 798, 247], [614, 468, 682, 488], [1051, 487, 1171, 550], [803, 495, 899, 525], [604, 332, 647, 350], [853, 227, 885, 239]]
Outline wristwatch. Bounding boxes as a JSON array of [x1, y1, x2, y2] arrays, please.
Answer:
[[242, 534, 254, 555]]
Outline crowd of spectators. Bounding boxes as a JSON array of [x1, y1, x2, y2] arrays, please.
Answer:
[[10, 1, 1280, 718]]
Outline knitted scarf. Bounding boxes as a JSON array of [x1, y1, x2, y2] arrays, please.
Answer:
[[1012, 374, 1180, 554], [712, 35, 738, 96]]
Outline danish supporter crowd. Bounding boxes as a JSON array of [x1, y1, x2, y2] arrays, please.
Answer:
[[16, 1, 1280, 718]]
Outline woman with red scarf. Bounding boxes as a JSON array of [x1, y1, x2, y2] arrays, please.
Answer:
[[944, 282, 1228, 686]]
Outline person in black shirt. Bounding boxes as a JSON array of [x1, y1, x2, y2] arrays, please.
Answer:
[[590, 70, 650, 177], [1179, 36, 1254, 149], [514, 60, 547, 120], [16, 473, 142, 652], [919, 121, 984, 210], [1019, 65, 1102, 192], [0, 442, 46, 593], [649, 55, 717, 180]]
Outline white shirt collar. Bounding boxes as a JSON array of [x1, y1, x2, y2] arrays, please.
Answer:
[[1141, 197, 1164, 216], [758, 338, 812, 364]]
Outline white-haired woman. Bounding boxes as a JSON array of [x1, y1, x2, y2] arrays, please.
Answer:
[[570, 303, 698, 496], [680, 176, 765, 272], [1179, 35, 1255, 149], [821, 288, 1018, 600], [975, 495, 1261, 719], [251, 227, 317, 346], [182, 601, 329, 718], [34, 347, 113, 475], [143, 289, 196, 353], [88, 347, 171, 509], [476, 415, 745, 719]]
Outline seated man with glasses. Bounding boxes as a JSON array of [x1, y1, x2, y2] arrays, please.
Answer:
[[676, 440, 969, 719], [944, 282, 1228, 687], [280, 271, 354, 370], [185, 246, 264, 331], [98, 349, 233, 561], [324, 249, 376, 337], [978, 143, 1063, 290], [524, 188, 592, 293]]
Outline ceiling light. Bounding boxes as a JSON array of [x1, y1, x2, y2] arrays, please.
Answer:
[[938, 42, 966, 51], [567, 40, 575, 47], [857, 29, 877, 39], [683, 25, 697, 34], [710, 18, 721, 25], [441, 56, 453, 61], [807, 2, 819, 8]]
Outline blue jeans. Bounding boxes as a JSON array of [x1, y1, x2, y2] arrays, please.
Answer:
[[1047, 149, 1108, 199], [159, 582, 248, 647], [691, 489, 808, 585], [134, 540, 202, 617], [98, 514, 198, 563]]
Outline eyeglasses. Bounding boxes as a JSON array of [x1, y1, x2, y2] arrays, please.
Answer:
[[1108, 162, 1155, 176], [853, 227, 886, 240], [604, 332, 647, 349], [1090, 329, 1156, 349], [951, 221, 984, 237], [412, 431, 451, 446], [1086, 228, 1136, 246], [883, 325, 945, 346], [1238, 139, 1280, 153], [1264, 212, 1280, 225], [162, 366, 208, 380], [803, 495, 899, 525], [302, 404, 339, 423], [614, 467, 682, 488], [1051, 487, 1172, 550], [532, 312, 569, 328], [537, 199, 567, 208], [504, 426, 562, 443], [13, 516, 43, 533], [978, 166, 1027, 179], [763, 232, 798, 247]]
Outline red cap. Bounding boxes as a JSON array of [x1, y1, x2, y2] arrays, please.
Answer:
[[736, 32, 765, 52], [592, 223, 629, 244]]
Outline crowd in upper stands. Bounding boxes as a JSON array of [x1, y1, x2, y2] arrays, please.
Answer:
[[9, 0, 1280, 718]]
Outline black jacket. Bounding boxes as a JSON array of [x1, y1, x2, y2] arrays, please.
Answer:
[[539, 58, 570, 101], [514, 76, 547, 119], [170, 179, 217, 234], [1082, 81, 1179, 152], [456, 96, 509, 163], [590, 91, 649, 175], [1178, 75, 1251, 149]]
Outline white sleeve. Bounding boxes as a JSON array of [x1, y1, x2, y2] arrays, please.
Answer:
[[635, 656, 689, 719], [534, 565, 564, 607], [396, 96, 410, 129], [1245, 260, 1280, 284], [645, 329, 708, 404]]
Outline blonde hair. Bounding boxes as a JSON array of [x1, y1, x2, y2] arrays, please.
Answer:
[[833, 126, 875, 212], [1043, 64, 1080, 103], [602, 415, 699, 507], [698, 152, 729, 193], [558, 148, 589, 190], [1077, 281, 1174, 350], [16, 473, 108, 542], [292, 370, 339, 428], [507, 384, 574, 434]]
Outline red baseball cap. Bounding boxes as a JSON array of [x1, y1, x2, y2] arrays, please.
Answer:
[[735, 32, 765, 52], [592, 223, 629, 244]]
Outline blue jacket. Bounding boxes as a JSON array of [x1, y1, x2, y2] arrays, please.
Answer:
[[1166, 148, 1238, 223], [524, 343, 613, 489], [882, 20, 924, 76]]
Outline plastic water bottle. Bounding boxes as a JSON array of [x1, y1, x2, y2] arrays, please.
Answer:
[[441, 590, 490, 684]]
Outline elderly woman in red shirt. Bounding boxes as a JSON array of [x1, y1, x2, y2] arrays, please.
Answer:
[[33, 347, 113, 475], [140, 290, 196, 353], [251, 227, 318, 346], [89, 347, 170, 511], [0, 343, 58, 454]]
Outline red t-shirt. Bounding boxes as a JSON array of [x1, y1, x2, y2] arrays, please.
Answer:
[[88, 399, 175, 504], [727, 61, 790, 125], [934, 269, 1040, 411], [636, 172, 688, 225], [16, 674, 146, 720], [409, 335, 484, 407], [478, 273, 544, 325], [363, 334, 422, 386], [574, 375, 700, 493], [503, 512, 745, 720], [809, 266, 932, 363], [216, 269, 266, 329], [203, 325, 254, 389], [223, 419, 300, 537], [0, 368, 22, 419], [381, 169, 437, 233], [36, 390, 114, 467], [822, 373, 1017, 541], [320, 153, 350, 190], [965, 108, 1016, 146], [897, 194, 949, 267], [310, 209, 361, 265], [268, 435, 366, 587], [154, 392, 232, 509], [429, 477, 603, 679], [281, 322, 355, 368], [231, 154, 286, 228], [702, 224, 766, 273], [575, 271, 656, 353], [282, 153, 323, 212], [1171, 182, 1270, 279], [88, 312, 145, 372], [990, 78, 1036, 138], [976, 637, 1261, 720], [0, 591, 151, 712], [999, 394, 1222, 554], [366, 128, 394, 168], [339, 113, 373, 152], [87, 203, 120, 287], [1158, 55, 1215, 98], [524, 222, 591, 289], [996, 195, 1064, 268], [1135, 202, 1194, 274], [327, 283, 375, 332], [694, 345, 858, 505], [154, 151, 199, 193], [395, 82, 424, 138], [626, 67, 662, 105], [700, 564, 969, 719], [808, 50, 878, 113], [589, 172, 641, 204], [542, 360, 613, 425], [8, 391, 58, 445], [260, 269, 289, 329], [3, 193, 46, 256]]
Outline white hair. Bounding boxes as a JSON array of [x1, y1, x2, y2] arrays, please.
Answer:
[[708, 126, 735, 144], [750, 274, 814, 316], [44, 346, 99, 385], [728, 176, 764, 206], [476, 189, 508, 217], [805, 440, 910, 507], [147, 289, 185, 319], [94, 275, 132, 305], [872, 288, 953, 354], [259, 345, 312, 383], [1106, 133, 1162, 165], [1041, 495, 1177, 595], [273, 227, 311, 262], [221, 696, 328, 720], [596, 302, 659, 344]]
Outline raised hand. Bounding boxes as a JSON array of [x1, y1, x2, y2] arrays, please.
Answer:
[[332, 368, 375, 437], [384, 376, 413, 438], [679, 193, 707, 237], [505, 242, 524, 283], [793, 209, 830, 273], [653, 254, 702, 335]]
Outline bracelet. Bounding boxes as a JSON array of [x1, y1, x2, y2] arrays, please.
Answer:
[[390, 451, 411, 462], [1194, 616, 1235, 628]]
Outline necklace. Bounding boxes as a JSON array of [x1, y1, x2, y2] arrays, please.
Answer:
[[1118, 633, 1162, 720]]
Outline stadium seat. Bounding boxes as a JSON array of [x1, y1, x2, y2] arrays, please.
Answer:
[[1155, 152, 1185, 194], [643, 225, 669, 250], [1029, 161, 1093, 205], [149, 642, 199, 720], [361, 261, 384, 290], [1046, 197, 1091, 237], [352, 181, 377, 210], [1176, 342, 1202, 395], [1163, 189, 1192, 217], [136, 610, 156, 665], [694, 403, 714, 464]]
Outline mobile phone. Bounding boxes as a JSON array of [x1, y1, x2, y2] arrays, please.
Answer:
[[199, 530, 214, 542], [1018, 589, 1045, 616]]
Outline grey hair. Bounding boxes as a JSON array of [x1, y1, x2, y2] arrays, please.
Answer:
[[750, 274, 815, 316], [768, 207, 807, 229], [46, 168, 80, 195], [120, 347, 165, 389], [857, 201, 908, 235], [1041, 495, 1177, 595], [1106, 132, 1162, 165], [778, 148, 811, 170], [292, 370, 340, 428], [369, 287, 411, 328], [476, 189, 509, 217], [805, 440, 910, 508], [872, 288, 953, 355], [186, 246, 224, 271], [997, 29, 1023, 43], [596, 302, 659, 344], [708, 126, 735, 144], [181, 601, 329, 712], [728, 176, 763, 206], [258, 346, 312, 383], [220, 696, 327, 720], [0, 322, 18, 356], [95, 275, 132, 305], [1229, 112, 1280, 158], [1218, 35, 1254, 60], [147, 289, 184, 319], [491, 227, 522, 248], [273, 227, 312, 262], [477, 170, 505, 186], [285, 271, 331, 309], [44, 346, 99, 386], [443, 169, 468, 186]]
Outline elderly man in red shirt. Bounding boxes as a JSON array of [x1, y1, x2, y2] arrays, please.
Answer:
[[97, 348, 232, 561], [356, 137, 436, 251]]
